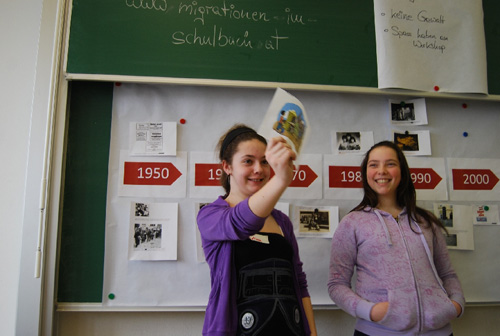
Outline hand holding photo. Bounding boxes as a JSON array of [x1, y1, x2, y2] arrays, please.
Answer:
[[258, 88, 309, 156]]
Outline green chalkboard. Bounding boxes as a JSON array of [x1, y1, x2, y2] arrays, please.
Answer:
[[483, 0, 500, 95], [57, 81, 113, 302], [67, 0, 378, 87], [66, 0, 500, 94]]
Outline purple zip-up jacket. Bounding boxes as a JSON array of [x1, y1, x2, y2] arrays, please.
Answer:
[[328, 207, 465, 336], [197, 196, 311, 336]]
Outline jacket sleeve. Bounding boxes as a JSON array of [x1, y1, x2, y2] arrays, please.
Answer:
[[327, 214, 374, 321], [197, 197, 266, 242], [432, 225, 466, 317]]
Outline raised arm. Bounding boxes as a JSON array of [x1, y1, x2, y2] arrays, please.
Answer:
[[248, 137, 296, 217]]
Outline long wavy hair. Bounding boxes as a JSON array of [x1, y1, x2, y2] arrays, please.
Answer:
[[353, 141, 446, 234], [217, 124, 267, 197]]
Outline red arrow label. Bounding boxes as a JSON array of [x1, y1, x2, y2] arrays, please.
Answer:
[[410, 168, 442, 190], [452, 169, 499, 190], [328, 166, 362, 188], [195, 163, 223, 186], [289, 165, 318, 188], [124, 162, 182, 186]]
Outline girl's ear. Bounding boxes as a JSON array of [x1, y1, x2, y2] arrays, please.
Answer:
[[222, 160, 232, 175]]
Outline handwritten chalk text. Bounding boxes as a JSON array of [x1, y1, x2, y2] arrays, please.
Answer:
[[172, 26, 288, 50], [126, 0, 168, 12], [178, 1, 269, 25]]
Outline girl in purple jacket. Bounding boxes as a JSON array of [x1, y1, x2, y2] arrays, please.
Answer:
[[328, 141, 465, 336], [197, 124, 317, 336]]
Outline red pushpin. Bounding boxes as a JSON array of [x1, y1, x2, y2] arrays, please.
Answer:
[[180, 118, 186, 124], [434, 85, 440, 91], [115, 82, 122, 86], [462, 103, 468, 109]]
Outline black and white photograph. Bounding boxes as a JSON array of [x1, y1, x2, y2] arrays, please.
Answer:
[[135, 203, 150, 217], [444, 233, 458, 247], [391, 102, 415, 122], [299, 208, 329, 232], [133, 223, 162, 250], [389, 98, 428, 125], [337, 132, 361, 152], [294, 205, 338, 238], [436, 204, 454, 228], [333, 131, 374, 155], [128, 202, 178, 261]]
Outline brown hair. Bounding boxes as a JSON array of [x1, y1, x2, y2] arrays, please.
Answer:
[[353, 141, 447, 234], [217, 124, 267, 197]]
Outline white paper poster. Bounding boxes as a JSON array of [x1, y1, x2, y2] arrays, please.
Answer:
[[281, 154, 322, 200], [323, 154, 364, 200], [434, 203, 474, 250], [472, 204, 499, 226], [406, 157, 448, 201], [129, 202, 178, 260], [129, 121, 177, 156], [118, 150, 187, 198], [195, 202, 209, 263], [275, 202, 290, 217], [447, 158, 500, 201], [374, 0, 487, 94], [189, 151, 224, 199]]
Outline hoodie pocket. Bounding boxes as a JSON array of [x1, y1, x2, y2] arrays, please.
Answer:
[[378, 287, 418, 331], [421, 285, 457, 331]]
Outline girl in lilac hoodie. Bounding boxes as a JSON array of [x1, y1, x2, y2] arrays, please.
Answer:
[[328, 141, 464, 336], [198, 124, 317, 336]]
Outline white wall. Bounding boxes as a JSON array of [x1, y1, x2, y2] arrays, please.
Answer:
[[0, 0, 43, 335]]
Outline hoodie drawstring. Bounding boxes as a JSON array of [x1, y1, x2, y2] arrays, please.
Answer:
[[374, 209, 393, 246]]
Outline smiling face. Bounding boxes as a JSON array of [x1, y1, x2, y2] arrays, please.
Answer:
[[366, 146, 401, 203], [223, 139, 270, 203]]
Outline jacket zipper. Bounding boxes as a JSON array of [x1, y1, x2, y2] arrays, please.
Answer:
[[395, 216, 424, 334]]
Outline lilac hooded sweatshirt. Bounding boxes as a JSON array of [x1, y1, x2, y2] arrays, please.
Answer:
[[328, 207, 465, 336], [197, 196, 311, 336]]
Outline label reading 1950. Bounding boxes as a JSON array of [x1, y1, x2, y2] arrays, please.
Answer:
[[124, 161, 182, 186]]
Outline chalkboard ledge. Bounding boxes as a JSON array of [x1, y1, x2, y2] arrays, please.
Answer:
[[56, 303, 343, 312], [65, 73, 500, 102], [57, 303, 209, 312], [57, 302, 500, 312]]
